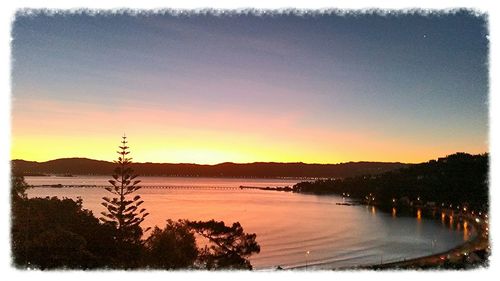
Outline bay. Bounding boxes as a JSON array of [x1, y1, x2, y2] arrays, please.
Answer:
[[25, 176, 470, 270]]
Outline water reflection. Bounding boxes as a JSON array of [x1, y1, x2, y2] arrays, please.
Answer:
[[463, 221, 469, 241], [417, 209, 422, 221], [25, 176, 469, 270], [392, 207, 397, 218]]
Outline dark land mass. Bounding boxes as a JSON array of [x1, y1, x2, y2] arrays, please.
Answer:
[[293, 152, 489, 213], [11, 158, 407, 178], [292, 152, 490, 269]]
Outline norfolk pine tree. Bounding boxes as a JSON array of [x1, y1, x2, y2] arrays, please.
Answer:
[[100, 136, 150, 266]]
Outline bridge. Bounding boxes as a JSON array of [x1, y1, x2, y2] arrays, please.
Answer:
[[30, 185, 240, 190]]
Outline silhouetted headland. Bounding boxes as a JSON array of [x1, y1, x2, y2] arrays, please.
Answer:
[[291, 152, 490, 269], [293, 152, 488, 213], [11, 158, 406, 178]]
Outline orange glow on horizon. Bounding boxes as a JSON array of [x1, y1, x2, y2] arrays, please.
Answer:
[[10, 14, 489, 167], [11, 100, 488, 164], [10, 134, 488, 164]]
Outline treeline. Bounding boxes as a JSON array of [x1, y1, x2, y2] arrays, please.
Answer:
[[293, 153, 489, 212], [12, 158, 406, 178], [11, 137, 261, 270], [11, 175, 260, 270]]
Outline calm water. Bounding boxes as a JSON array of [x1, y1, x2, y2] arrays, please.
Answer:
[[25, 176, 471, 270]]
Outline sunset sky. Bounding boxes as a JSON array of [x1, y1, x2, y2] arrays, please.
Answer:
[[11, 11, 488, 164]]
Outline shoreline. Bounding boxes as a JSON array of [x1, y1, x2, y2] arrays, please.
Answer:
[[25, 179, 490, 270], [364, 213, 489, 269], [285, 205, 489, 271], [344, 212, 489, 270]]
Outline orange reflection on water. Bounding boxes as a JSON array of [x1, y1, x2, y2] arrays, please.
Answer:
[[24, 179, 477, 269], [417, 209, 422, 221], [392, 207, 397, 218], [463, 221, 469, 241], [441, 212, 446, 224]]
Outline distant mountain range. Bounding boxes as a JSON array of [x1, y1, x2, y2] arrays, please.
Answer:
[[11, 158, 407, 178]]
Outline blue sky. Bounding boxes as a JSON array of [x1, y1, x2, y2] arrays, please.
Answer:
[[11, 10, 489, 163]]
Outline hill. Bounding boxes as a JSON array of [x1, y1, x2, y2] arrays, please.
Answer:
[[293, 152, 489, 211], [11, 158, 407, 178]]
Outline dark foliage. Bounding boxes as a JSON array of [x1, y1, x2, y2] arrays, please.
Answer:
[[99, 136, 150, 268], [294, 153, 489, 212], [11, 196, 118, 269], [186, 219, 261, 270], [11, 195, 260, 270], [100, 136, 149, 235], [11, 174, 29, 202], [11, 136, 261, 270], [144, 220, 198, 269]]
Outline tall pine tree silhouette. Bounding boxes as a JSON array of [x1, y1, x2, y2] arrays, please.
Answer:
[[100, 135, 149, 245]]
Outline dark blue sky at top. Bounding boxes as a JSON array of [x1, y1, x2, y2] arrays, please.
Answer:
[[11, 10, 489, 156]]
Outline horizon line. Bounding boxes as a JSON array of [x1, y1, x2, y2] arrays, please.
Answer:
[[11, 156, 410, 166], [11, 151, 488, 166]]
